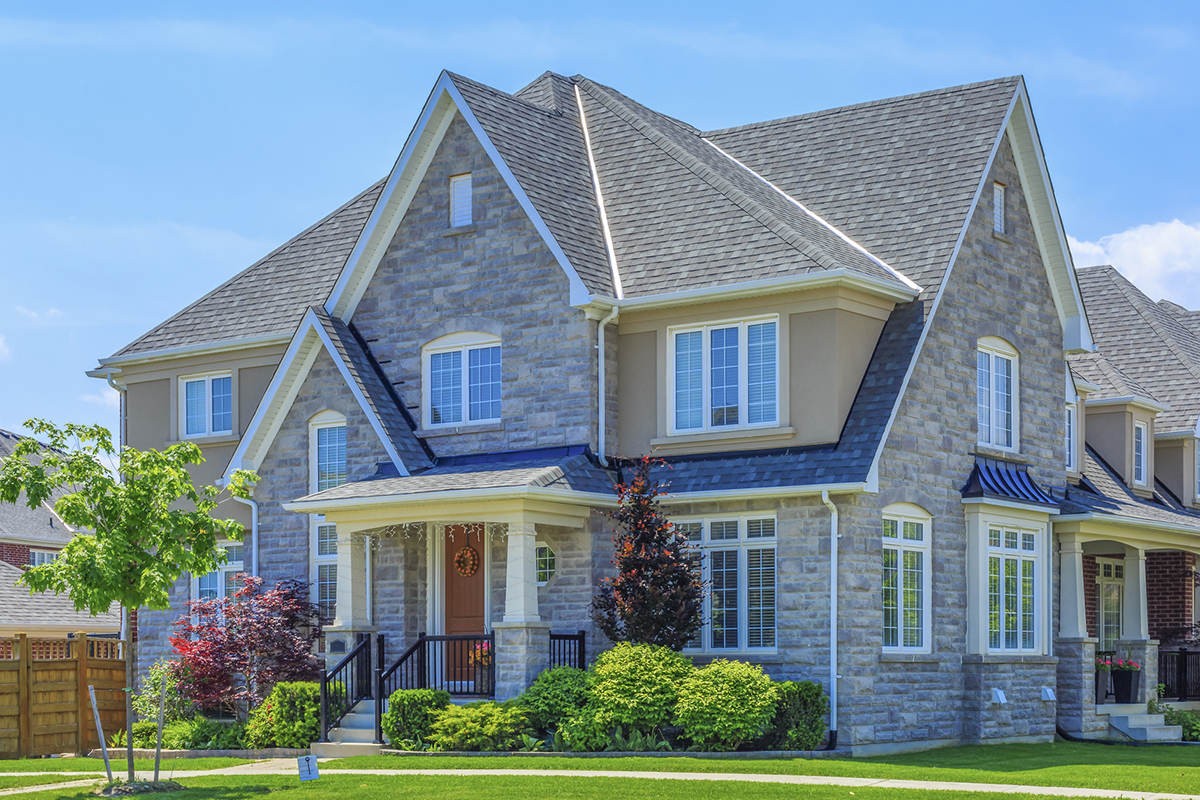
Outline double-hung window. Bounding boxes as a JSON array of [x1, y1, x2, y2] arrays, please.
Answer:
[[987, 527, 1038, 651], [679, 516, 777, 652], [29, 549, 57, 567], [671, 317, 778, 434], [316, 425, 347, 491], [977, 338, 1018, 450], [1065, 404, 1077, 472], [309, 412, 347, 623], [1133, 422, 1147, 485], [196, 543, 244, 601], [424, 334, 502, 427], [313, 519, 338, 623], [882, 505, 931, 652], [180, 373, 233, 438]]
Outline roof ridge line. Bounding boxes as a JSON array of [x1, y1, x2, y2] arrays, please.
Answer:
[[700, 136, 920, 293], [448, 70, 566, 118], [1107, 269, 1200, 385], [577, 79, 844, 272]]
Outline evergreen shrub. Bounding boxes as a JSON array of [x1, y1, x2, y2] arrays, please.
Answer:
[[380, 689, 452, 744], [675, 660, 777, 751], [588, 643, 693, 733], [518, 667, 589, 733], [426, 702, 530, 751], [757, 680, 829, 751]]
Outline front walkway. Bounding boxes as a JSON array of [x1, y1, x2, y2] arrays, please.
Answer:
[[5, 759, 1198, 800]]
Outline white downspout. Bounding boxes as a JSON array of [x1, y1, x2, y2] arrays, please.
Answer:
[[821, 490, 840, 750], [596, 306, 619, 466], [231, 495, 259, 577], [104, 374, 126, 449]]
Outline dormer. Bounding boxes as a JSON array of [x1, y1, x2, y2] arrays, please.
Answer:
[[1066, 368, 1097, 481], [1154, 431, 1200, 508]]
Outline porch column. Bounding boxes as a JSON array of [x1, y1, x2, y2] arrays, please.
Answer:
[[1059, 537, 1088, 639], [326, 530, 372, 660], [1123, 545, 1149, 640], [494, 520, 550, 701]]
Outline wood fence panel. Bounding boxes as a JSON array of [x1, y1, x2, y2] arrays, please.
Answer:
[[0, 661, 18, 758], [81, 646, 126, 755]]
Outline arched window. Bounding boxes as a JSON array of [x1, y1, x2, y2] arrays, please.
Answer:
[[977, 336, 1019, 450], [882, 503, 932, 652], [422, 332, 502, 428]]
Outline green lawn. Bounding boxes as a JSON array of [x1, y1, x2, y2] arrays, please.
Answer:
[[6, 773, 1118, 799], [0, 774, 99, 790], [325, 742, 1200, 796], [0, 757, 253, 773]]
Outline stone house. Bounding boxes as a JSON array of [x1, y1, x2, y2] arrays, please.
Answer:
[[88, 70, 1200, 753]]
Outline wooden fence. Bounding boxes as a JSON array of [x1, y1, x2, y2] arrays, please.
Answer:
[[0, 633, 126, 758]]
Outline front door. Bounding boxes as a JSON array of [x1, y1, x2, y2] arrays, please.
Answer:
[[444, 524, 486, 685]]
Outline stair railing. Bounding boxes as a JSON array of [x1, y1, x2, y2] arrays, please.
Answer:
[[319, 633, 373, 742], [549, 630, 586, 670]]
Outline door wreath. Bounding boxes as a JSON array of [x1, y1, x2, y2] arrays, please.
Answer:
[[454, 545, 480, 577]]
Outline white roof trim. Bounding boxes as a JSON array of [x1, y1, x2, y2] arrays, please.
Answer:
[[284, 485, 619, 513], [223, 309, 409, 481], [618, 269, 917, 311], [325, 71, 595, 322], [1052, 511, 1200, 538], [659, 481, 867, 505], [92, 333, 291, 371], [702, 138, 921, 294], [1085, 396, 1171, 413], [575, 83, 624, 300]]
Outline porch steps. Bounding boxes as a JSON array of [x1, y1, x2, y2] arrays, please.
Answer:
[[310, 700, 383, 757], [1106, 712, 1183, 742]]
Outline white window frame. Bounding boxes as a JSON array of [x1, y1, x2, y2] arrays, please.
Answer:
[[1133, 421, 1147, 486], [1095, 556, 1125, 651], [178, 372, 233, 439], [311, 515, 338, 624], [308, 410, 346, 623], [667, 315, 780, 436], [993, 182, 1006, 234], [309, 410, 348, 493], [29, 549, 57, 567], [449, 172, 472, 227], [985, 525, 1040, 654], [881, 503, 932, 654], [977, 337, 1019, 452], [1065, 403, 1077, 473], [191, 541, 245, 602], [421, 332, 503, 429], [535, 542, 555, 586], [677, 514, 778, 654], [1195, 439, 1200, 504]]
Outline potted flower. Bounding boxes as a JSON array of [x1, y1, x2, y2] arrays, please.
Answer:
[[468, 642, 493, 695], [1094, 656, 1113, 705], [1110, 654, 1142, 703]]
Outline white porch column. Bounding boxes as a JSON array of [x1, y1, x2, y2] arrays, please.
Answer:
[[332, 531, 370, 630], [1123, 545, 1149, 640], [503, 521, 541, 623], [1059, 537, 1088, 639]]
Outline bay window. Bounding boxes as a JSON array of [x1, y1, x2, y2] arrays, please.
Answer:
[[180, 372, 233, 438], [678, 515, 777, 652], [987, 526, 1038, 651], [670, 317, 778, 434], [977, 338, 1018, 450]]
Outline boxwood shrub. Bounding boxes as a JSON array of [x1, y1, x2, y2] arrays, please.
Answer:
[[676, 659, 777, 751], [588, 643, 693, 733], [518, 667, 589, 733], [381, 688, 452, 745], [426, 701, 530, 751], [756, 680, 829, 751]]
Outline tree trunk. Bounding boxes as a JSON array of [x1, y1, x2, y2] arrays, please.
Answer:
[[124, 606, 134, 781]]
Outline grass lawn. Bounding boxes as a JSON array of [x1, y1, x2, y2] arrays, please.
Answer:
[[7, 773, 1119, 799], [0, 757, 253, 773], [0, 775, 100, 790], [325, 742, 1200, 796]]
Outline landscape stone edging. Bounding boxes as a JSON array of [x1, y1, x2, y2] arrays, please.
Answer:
[[87, 748, 309, 759], [376, 748, 848, 759]]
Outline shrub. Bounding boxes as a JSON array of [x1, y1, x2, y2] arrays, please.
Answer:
[[518, 667, 589, 733], [589, 643, 693, 733], [157, 716, 245, 750], [267, 682, 322, 748], [244, 694, 277, 749], [675, 660, 776, 751], [558, 704, 613, 752], [132, 659, 195, 724], [380, 689, 452, 744], [757, 680, 829, 751], [427, 702, 530, 751], [130, 721, 160, 748]]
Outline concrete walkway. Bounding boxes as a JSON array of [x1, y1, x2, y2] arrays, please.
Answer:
[[2, 759, 1198, 800]]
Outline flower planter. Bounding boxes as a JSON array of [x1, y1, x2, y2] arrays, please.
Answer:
[[1094, 670, 1109, 705], [1111, 670, 1140, 704]]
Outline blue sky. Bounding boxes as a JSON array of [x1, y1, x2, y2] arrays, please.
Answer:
[[2, 1, 1198, 439]]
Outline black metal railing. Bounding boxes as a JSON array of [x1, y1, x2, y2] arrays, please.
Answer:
[[1160, 648, 1200, 701], [550, 630, 586, 670], [320, 633, 373, 742], [1096, 650, 1115, 704]]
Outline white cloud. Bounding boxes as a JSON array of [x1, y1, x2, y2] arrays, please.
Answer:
[[0, 335, 9, 360], [81, 386, 121, 412], [1069, 220, 1200, 309], [46, 308, 63, 317], [14, 306, 37, 318]]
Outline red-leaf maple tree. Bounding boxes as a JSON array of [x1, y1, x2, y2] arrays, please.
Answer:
[[589, 456, 704, 650], [171, 575, 321, 717]]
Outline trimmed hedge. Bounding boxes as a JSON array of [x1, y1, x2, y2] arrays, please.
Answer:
[[381, 689, 452, 745], [587, 643, 693, 733], [518, 667, 588, 733], [427, 702, 530, 751], [676, 660, 777, 751], [244, 681, 321, 748]]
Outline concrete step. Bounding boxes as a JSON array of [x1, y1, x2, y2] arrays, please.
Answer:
[[1112, 713, 1163, 728], [330, 726, 377, 744], [311, 741, 381, 758], [339, 712, 375, 730], [1108, 713, 1183, 742], [1094, 703, 1144, 716]]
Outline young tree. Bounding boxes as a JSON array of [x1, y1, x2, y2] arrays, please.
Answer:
[[0, 421, 255, 779], [171, 575, 321, 717], [590, 456, 704, 650]]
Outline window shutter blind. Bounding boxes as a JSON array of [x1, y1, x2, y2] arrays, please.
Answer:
[[449, 173, 472, 227]]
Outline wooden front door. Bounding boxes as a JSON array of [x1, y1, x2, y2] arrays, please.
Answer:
[[444, 524, 486, 686]]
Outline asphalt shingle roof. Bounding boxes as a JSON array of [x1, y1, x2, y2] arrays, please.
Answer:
[[1056, 447, 1200, 531], [1068, 351, 1162, 405], [1077, 266, 1200, 434], [0, 430, 74, 547], [0, 560, 121, 632]]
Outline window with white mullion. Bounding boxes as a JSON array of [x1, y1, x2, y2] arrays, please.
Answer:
[[316, 425, 347, 491], [427, 340, 502, 427], [882, 508, 930, 652], [181, 373, 233, 438], [311, 515, 338, 624], [1065, 404, 1077, 472], [986, 526, 1037, 652], [1133, 422, 1147, 485], [977, 339, 1017, 450], [196, 543, 244, 602], [671, 318, 777, 434]]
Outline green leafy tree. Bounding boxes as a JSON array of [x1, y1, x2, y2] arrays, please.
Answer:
[[0, 420, 255, 778]]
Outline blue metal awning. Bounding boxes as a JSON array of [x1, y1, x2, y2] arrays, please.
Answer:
[[960, 455, 1058, 509]]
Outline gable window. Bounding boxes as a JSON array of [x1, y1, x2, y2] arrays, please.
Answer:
[[196, 543, 244, 601], [29, 549, 57, 567], [977, 338, 1018, 450], [1065, 404, 1077, 472], [449, 173, 472, 227], [536, 544, 555, 585], [1133, 422, 1147, 485], [180, 373, 233, 438], [423, 333, 502, 428], [993, 182, 1006, 234], [316, 425, 347, 491], [987, 526, 1038, 652], [678, 515, 777, 653], [670, 317, 778, 434], [882, 504, 931, 652]]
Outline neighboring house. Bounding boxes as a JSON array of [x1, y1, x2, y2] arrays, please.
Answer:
[[87, 70, 1200, 754], [0, 429, 121, 638]]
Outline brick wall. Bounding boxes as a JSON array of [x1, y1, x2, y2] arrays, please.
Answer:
[[1084, 555, 1096, 636], [0, 543, 31, 568], [1147, 551, 1196, 640]]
